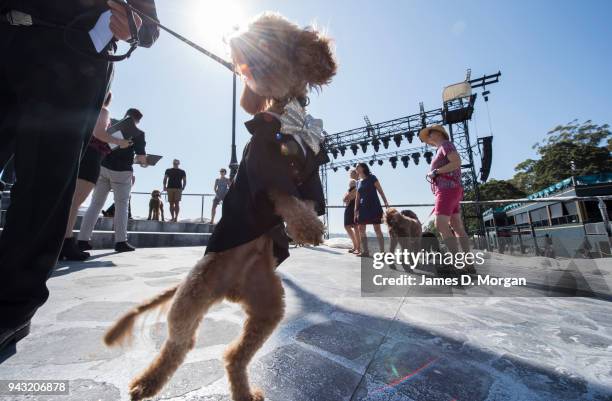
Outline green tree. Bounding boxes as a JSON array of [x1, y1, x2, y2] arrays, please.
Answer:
[[512, 120, 611, 193], [533, 119, 611, 150]]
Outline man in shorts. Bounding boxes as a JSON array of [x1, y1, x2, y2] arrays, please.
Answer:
[[211, 168, 231, 224], [164, 159, 187, 222]]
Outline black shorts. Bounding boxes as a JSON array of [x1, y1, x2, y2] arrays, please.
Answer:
[[78, 146, 105, 184]]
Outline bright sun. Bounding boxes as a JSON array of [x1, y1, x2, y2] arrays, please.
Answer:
[[188, 0, 248, 57]]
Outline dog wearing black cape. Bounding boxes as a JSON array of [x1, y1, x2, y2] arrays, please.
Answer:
[[103, 12, 337, 401]]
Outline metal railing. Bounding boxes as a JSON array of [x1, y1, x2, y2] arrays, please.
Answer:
[[326, 195, 612, 255], [130, 191, 216, 222]]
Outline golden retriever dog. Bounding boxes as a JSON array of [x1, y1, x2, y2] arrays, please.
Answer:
[[104, 13, 336, 401], [385, 208, 422, 254]]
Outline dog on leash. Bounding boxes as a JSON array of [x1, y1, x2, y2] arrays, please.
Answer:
[[104, 13, 336, 401], [385, 208, 422, 253]]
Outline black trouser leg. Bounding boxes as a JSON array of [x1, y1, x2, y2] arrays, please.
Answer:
[[0, 25, 113, 328]]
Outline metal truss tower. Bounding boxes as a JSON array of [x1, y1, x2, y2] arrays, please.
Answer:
[[322, 71, 501, 237]]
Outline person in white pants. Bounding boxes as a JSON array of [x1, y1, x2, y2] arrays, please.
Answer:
[[78, 167, 134, 248], [78, 109, 147, 253]]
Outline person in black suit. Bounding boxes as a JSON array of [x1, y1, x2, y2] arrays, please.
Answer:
[[0, 0, 159, 352]]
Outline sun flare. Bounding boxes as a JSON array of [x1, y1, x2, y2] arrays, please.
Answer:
[[188, 0, 248, 57]]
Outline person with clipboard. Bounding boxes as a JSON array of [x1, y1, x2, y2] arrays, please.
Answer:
[[78, 108, 148, 253]]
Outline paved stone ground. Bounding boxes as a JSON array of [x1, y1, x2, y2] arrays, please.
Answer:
[[0, 246, 611, 401]]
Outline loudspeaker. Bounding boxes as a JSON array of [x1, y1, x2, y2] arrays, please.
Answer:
[[479, 136, 493, 182]]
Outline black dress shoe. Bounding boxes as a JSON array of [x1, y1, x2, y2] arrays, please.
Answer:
[[59, 238, 90, 261], [115, 241, 135, 253], [0, 321, 31, 353], [77, 240, 93, 251]]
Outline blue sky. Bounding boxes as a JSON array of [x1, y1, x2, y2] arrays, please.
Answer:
[[106, 0, 612, 232]]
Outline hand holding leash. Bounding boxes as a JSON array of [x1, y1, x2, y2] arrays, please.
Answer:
[[107, 0, 142, 43], [426, 169, 439, 181]]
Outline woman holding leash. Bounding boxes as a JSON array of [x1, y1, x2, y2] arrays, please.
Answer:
[[420, 125, 475, 273]]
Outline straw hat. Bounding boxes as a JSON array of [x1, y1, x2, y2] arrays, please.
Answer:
[[419, 125, 449, 144]]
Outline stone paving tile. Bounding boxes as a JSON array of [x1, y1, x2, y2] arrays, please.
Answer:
[[144, 277, 184, 287], [2, 327, 123, 367], [154, 360, 224, 400], [134, 271, 183, 278], [150, 318, 242, 350], [57, 302, 138, 322], [250, 343, 361, 401], [74, 274, 133, 288], [296, 320, 384, 361]]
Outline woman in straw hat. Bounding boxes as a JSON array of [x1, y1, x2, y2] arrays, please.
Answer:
[[419, 125, 475, 274]]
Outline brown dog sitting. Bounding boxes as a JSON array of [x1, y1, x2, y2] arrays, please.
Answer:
[[104, 13, 336, 401], [147, 190, 164, 221], [385, 208, 422, 254]]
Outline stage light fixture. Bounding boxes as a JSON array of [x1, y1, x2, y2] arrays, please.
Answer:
[[360, 141, 368, 153], [377, 159, 384, 166], [411, 152, 420, 165], [405, 132, 415, 143], [344, 166, 350, 171], [372, 139, 380, 152], [339, 145, 347, 156], [389, 156, 398, 169], [424, 151, 433, 164], [381, 137, 390, 149], [393, 134, 403, 147], [369, 160, 375, 166], [332, 167, 338, 172], [401, 155, 410, 168], [331, 149, 339, 159], [350, 144, 359, 156]]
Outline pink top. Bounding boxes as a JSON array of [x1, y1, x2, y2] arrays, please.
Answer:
[[430, 140, 462, 191]]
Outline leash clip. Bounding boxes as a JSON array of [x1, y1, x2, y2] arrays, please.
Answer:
[[6, 10, 33, 26]]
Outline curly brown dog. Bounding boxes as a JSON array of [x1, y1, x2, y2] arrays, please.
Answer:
[[147, 190, 164, 221], [104, 12, 336, 401], [385, 208, 422, 253]]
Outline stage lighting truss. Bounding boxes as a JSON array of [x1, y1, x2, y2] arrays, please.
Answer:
[[327, 146, 431, 172]]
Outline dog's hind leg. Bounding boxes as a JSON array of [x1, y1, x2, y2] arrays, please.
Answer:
[[128, 255, 228, 401], [224, 242, 285, 401]]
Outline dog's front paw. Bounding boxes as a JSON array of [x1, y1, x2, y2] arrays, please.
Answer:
[[287, 216, 325, 246], [129, 377, 161, 401], [250, 388, 265, 401]]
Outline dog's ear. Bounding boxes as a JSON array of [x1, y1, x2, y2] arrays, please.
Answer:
[[295, 27, 337, 91]]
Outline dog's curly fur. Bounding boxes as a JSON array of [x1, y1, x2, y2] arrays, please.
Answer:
[[104, 12, 335, 401], [385, 208, 422, 253]]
